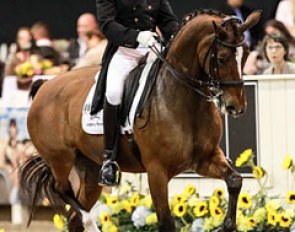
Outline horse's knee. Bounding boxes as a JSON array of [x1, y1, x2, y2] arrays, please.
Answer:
[[225, 170, 242, 194]]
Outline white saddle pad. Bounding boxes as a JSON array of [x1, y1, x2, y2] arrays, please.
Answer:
[[82, 61, 154, 135]]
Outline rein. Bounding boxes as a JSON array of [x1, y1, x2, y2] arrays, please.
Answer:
[[150, 24, 245, 101]]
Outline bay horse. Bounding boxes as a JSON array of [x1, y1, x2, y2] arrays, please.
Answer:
[[20, 9, 261, 232]]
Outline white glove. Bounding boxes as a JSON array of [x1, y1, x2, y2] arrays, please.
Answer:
[[136, 31, 157, 47]]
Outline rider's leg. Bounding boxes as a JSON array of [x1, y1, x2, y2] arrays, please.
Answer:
[[99, 46, 149, 186]]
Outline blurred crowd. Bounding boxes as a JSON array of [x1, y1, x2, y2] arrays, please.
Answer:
[[1, 0, 295, 205]]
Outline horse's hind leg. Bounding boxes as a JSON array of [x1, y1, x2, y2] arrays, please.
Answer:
[[147, 164, 176, 232], [196, 148, 242, 232], [68, 150, 102, 232]]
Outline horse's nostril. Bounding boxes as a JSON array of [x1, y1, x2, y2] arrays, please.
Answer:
[[226, 105, 236, 114]]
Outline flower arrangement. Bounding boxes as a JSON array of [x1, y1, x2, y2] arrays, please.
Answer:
[[52, 149, 295, 232], [15, 54, 53, 78]]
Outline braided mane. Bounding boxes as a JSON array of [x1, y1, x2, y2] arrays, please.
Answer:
[[181, 9, 227, 27]]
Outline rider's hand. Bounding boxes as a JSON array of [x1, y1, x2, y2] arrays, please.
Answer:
[[136, 31, 157, 47]]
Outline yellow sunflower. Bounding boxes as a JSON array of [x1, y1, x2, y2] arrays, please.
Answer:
[[130, 193, 140, 207], [145, 213, 158, 225], [99, 211, 111, 225], [236, 149, 253, 167], [237, 215, 255, 232], [172, 194, 187, 205], [278, 212, 292, 228], [213, 188, 225, 198], [267, 210, 278, 226], [193, 200, 209, 217], [102, 223, 118, 232], [210, 206, 224, 218], [140, 195, 153, 208], [238, 192, 252, 209], [173, 203, 188, 218], [283, 155, 293, 170], [107, 196, 119, 206], [252, 166, 265, 179], [209, 195, 220, 208], [183, 184, 196, 196], [53, 214, 64, 231], [286, 191, 295, 204], [122, 199, 133, 213]]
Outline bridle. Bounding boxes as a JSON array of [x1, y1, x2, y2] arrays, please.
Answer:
[[150, 16, 246, 103]]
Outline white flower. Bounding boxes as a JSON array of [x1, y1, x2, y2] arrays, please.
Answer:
[[131, 206, 151, 228], [89, 201, 112, 226], [191, 218, 205, 232]]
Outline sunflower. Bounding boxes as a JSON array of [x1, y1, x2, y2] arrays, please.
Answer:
[[282, 155, 293, 170], [278, 212, 292, 228], [102, 223, 118, 232], [286, 191, 295, 204], [107, 196, 119, 206], [53, 214, 64, 231], [99, 211, 111, 225], [213, 188, 225, 198], [141, 195, 153, 208], [210, 206, 224, 218], [252, 166, 265, 179], [183, 184, 196, 196], [237, 215, 255, 232], [173, 203, 188, 217], [267, 210, 278, 226], [122, 199, 132, 213], [172, 194, 187, 205], [236, 149, 253, 167], [238, 192, 252, 209], [145, 213, 158, 225], [209, 195, 220, 208], [193, 200, 209, 217], [130, 193, 140, 207]]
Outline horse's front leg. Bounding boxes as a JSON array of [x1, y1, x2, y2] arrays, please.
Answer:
[[147, 165, 176, 232], [196, 148, 242, 232], [223, 161, 242, 231]]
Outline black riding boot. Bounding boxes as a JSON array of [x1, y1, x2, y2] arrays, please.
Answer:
[[98, 100, 120, 187]]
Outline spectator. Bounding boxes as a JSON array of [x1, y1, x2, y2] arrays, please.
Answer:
[[73, 29, 107, 69], [262, 33, 295, 74], [221, 0, 263, 50], [68, 13, 98, 68], [4, 27, 39, 76], [31, 22, 60, 65], [264, 19, 295, 60]]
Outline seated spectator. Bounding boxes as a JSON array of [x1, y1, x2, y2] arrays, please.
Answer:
[[243, 19, 295, 75], [73, 29, 107, 69], [262, 33, 295, 74], [4, 27, 39, 76], [68, 13, 98, 68], [31, 22, 60, 65]]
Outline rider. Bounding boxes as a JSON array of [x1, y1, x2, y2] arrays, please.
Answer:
[[94, 0, 180, 186]]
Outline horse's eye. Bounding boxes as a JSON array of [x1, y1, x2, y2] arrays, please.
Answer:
[[217, 56, 227, 65]]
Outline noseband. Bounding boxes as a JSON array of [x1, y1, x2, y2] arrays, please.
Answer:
[[151, 16, 245, 101]]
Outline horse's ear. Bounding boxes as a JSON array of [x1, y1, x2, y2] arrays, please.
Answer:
[[238, 10, 262, 32], [212, 21, 227, 39]]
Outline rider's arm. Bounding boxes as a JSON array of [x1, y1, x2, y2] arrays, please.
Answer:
[[96, 0, 139, 48], [156, 0, 180, 41]]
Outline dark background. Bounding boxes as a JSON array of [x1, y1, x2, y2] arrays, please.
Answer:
[[0, 0, 280, 43]]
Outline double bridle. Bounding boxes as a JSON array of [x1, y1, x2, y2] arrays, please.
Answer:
[[150, 17, 245, 102]]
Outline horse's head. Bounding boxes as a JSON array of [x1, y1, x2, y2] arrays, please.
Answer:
[[166, 10, 261, 116]]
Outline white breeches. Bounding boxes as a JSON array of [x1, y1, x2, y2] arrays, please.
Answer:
[[106, 46, 150, 105]]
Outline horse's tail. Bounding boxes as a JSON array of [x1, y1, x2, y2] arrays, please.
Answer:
[[20, 155, 66, 227], [29, 79, 47, 100]]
